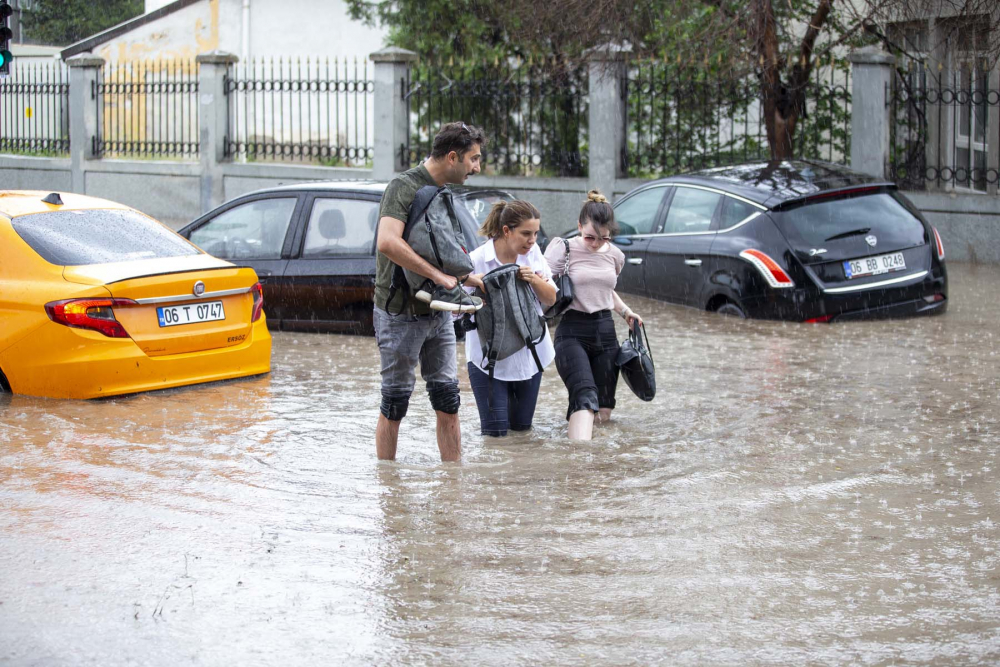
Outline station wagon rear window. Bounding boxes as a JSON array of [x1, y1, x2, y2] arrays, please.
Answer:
[[12, 209, 200, 266]]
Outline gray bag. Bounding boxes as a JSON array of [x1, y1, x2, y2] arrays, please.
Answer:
[[473, 263, 547, 384], [401, 185, 474, 293]]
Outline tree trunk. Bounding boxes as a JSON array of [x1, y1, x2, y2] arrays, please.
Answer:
[[763, 87, 800, 159], [755, 0, 831, 160]]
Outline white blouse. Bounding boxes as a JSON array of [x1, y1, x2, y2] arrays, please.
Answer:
[[464, 239, 556, 381]]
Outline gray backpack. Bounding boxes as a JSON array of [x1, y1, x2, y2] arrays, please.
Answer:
[[386, 185, 475, 313], [472, 263, 547, 385]]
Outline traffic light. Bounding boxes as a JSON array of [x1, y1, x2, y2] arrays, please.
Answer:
[[0, 0, 13, 76]]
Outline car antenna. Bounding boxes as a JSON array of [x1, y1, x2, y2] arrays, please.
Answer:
[[42, 192, 64, 206]]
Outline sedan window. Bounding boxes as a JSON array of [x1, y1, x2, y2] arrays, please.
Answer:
[[614, 187, 667, 236], [719, 197, 759, 230], [189, 197, 296, 260], [458, 193, 513, 227], [662, 187, 722, 234], [302, 198, 379, 257]]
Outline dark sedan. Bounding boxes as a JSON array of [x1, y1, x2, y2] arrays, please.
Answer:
[[178, 182, 516, 334], [600, 160, 947, 322]]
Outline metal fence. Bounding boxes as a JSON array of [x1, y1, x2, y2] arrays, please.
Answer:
[[624, 58, 852, 177], [93, 59, 199, 159], [890, 60, 998, 193], [224, 58, 374, 166], [405, 61, 589, 177], [0, 61, 70, 156]]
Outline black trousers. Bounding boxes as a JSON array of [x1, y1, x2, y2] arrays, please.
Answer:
[[554, 309, 620, 421]]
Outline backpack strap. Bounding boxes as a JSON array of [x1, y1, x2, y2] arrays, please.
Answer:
[[512, 272, 545, 374], [386, 264, 409, 315], [526, 340, 543, 374]]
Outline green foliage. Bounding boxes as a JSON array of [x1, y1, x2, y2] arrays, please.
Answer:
[[406, 60, 588, 177], [21, 0, 144, 47], [347, 0, 864, 175]]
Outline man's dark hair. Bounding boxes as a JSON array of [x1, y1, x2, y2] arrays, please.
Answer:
[[430, 122, 488, 160]]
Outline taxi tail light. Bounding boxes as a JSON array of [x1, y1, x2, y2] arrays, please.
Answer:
[[932, 226, 945, 260], [45, 298, 136, 338], [250, 282, 264, 322], [739, 249, 795, 289], [804, 314, 833, 323]]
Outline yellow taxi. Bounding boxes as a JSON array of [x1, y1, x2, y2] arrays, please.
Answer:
[[0, 191, 271, 399]]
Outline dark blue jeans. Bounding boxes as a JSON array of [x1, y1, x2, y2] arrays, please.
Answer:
[[467, 362, 543, 437]]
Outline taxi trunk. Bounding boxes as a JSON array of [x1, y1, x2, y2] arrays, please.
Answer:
[[63, 258, 260, 356]]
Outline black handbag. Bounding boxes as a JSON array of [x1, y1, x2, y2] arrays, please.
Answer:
[[616, 322, 655, 401], [543, 238, 574, 320]]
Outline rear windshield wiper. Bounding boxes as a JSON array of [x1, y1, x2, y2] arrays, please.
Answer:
[[824, 227, 871, 242]]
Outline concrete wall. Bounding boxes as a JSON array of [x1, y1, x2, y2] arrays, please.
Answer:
[[0, 153, 588, 234], [5, 153, 998, 260], [907, 192, 1000, 264]]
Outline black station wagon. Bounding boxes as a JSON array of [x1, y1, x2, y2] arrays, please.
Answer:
[[603, 160, 947, 322], [178, 182, 517, 334]]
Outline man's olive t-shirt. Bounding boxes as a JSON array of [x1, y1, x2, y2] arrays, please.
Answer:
[[374, 164, 438, 314]]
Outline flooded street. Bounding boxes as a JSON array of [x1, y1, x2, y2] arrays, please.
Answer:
[[2, 262, 999, 666]]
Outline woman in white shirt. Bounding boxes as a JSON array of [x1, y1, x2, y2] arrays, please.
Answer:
[[463, 200, 557, 436]]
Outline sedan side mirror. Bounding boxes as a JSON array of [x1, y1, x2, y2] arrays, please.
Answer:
[[613, 236, 633, 246]]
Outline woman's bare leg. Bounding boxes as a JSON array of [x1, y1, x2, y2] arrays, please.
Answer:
[[568, 409, 595, 440]]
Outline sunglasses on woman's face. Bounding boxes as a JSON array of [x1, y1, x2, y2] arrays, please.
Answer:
[[583, 234, 611, 243]]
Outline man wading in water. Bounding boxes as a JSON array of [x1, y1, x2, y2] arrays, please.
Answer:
[[372, 122, 488, 462]]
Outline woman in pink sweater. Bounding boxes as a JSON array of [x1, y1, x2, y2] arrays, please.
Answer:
[[544, 190, 643, 440]]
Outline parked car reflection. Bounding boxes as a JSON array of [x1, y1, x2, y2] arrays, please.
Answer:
[[178, 182, 520, 335]]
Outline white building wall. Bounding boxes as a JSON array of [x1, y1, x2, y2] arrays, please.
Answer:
[[132, 0, 387, 62]]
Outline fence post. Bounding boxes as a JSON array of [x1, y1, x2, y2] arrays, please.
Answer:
[[371, 47, 417, 181], [587, 44, 630, 198], [849, 47, 895, 179], [196, 51, 238, 214], [66, 53, 104, 194], [988, 66, 999, 197]]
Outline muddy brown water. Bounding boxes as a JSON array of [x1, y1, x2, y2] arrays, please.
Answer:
[[2, 263, 999, 666]]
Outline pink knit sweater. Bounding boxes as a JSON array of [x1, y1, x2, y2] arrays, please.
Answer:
[[544, 236, 625, 314]]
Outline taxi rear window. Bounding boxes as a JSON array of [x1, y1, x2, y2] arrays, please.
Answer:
[[12, 209, 200, 266]]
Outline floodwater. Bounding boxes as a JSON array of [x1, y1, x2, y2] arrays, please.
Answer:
[[2, 264, 999, 666]]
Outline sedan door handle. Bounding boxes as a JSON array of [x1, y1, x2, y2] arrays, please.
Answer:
[[627, 258, 643, 265], [684, 259, 702, 267]]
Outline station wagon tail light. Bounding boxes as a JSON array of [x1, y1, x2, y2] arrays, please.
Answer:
[[932, 227, 945, 260], [250, 282, 264, 322], [739, 249, 795, 289], [44, 298, 136, 338]]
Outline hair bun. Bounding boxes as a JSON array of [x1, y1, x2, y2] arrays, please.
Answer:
[[587, 190, 607, 204]]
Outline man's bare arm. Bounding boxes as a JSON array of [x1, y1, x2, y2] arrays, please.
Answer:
[[376, 217, 458, 289]]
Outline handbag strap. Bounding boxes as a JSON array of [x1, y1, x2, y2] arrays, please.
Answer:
[[632, 323, 654, 366], [561, 237, 570, 273]]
